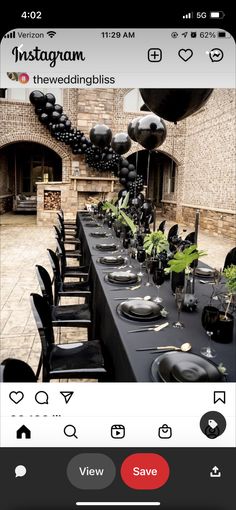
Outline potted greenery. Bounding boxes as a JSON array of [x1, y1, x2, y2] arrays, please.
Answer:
[[143, 231, 169, 256], [102, 193, 137, 236], [165, 244, 207, 294], [212, 264, 236, 343]]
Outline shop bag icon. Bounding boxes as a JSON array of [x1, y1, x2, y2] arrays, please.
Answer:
[[158, 424, 172, 439]]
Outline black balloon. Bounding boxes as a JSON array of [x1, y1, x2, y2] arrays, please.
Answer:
[[29, 90, 46, 106], [45, 93, 56, 104], [120, 167, 129, 177], [90, 124, 112, 148], [127, 116, 141, 142], [45, 102, 54, 114], [65, 120, 71, 130], [54, 104, 63, 114], [128, 164, 135, 171], [128, 170, 137, 181], [111, 133, 131, 155], [59, 114, 68, 123], [139, 89, 213, 123], [135, 114, 167, 151], [39, 113, 49, 124], [35, 107, 43, 115], [51, 111, 61, 123], [119, 177, 127, 185], [121, 159, 129, 167]]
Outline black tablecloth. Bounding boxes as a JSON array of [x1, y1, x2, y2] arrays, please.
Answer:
[[77, 213, 236, 382]]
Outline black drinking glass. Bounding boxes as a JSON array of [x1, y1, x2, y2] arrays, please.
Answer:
[[137, 248, 146, 276], [152, 268, 165, 303], [201, 305, 219, 358]]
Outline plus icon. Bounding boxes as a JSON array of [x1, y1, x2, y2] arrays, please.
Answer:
[[148, 48, 162, 62]]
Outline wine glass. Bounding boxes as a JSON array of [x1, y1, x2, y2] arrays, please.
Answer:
[[145, 255, 153, 287], [123, 237, 132, 268], [173, 287, 185, 328], [201, 305, 219, 358], [137, 248, 146, 276], [152, 267, 165, 303]]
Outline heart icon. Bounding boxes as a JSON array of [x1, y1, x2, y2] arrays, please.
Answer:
[[9, 391, 24, 404], [178, 49, 193, 62]]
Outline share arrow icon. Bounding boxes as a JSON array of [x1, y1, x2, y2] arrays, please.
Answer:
[[60, 391, 74, 404]]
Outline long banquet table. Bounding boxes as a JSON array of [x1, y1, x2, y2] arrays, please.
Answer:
[[77, 213, 236, 382]]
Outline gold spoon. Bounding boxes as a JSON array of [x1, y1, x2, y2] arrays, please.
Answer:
[[136, 342, 192, 352]]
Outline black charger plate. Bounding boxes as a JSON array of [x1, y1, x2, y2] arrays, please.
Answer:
[[151, 351, 225, 382]]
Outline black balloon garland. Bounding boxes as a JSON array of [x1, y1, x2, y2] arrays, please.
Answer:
[[29, 90, 144, 197]]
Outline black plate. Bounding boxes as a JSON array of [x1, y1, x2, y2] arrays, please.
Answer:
[[106, 272, 138, 284], [95, 243, 118, 252], [117, 299, 162, 322], [151, 352, 225, 382], [98, 256, 125, 266], [85, 222, 101, 227], [195, 267, 216, 278], [90, 232, 108, 238]]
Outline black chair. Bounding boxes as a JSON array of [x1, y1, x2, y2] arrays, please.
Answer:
[[167, 224, 179, 242], [55, 222, 81, 246], [0, 359, 37, 382], [56, 238, 89, 279], [57, 214, 80, 241], [185, 231, 195, 244], [47, 249, 91, 305], [54, 225, 82, 260], [58, 209, 77, 229], [35, 265, 92, 333], [223, 247, 236, 269], [30, 293, 107, 382], [158, 220, 166, 233]]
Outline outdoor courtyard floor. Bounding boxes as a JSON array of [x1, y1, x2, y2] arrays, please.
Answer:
[[0, 212, 234, 381]]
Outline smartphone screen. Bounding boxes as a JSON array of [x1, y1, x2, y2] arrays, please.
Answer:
[[0, 7, 235, 510]]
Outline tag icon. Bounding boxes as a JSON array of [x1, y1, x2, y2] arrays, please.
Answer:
[[158, 424, 172, 439]]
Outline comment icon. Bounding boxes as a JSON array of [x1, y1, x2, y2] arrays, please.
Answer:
[[15, 465, 27, 478], [35, 391, 49, 405]]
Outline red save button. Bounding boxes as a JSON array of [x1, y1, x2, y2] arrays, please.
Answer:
[[120, 453, 170, 490]]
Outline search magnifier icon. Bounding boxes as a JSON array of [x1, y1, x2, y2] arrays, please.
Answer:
[[64, 424, 78, 439]]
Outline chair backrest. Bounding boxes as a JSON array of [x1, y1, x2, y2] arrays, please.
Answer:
[[53, 224, 63, 240], [167, 224, 179, 242], [30, 293, 55, 347], [35, 265, 54, 306], [0, 359, 37, 382], [158, 220, 166, 233], [185, 231, 195, 244], [223, 247, 236, 269], [47, 249, 63, 305]]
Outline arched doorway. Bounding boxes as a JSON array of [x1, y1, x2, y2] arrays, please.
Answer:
[[127, 150, 177, 207], [0, 142, 62, 213]]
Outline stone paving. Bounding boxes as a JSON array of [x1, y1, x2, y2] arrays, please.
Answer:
[[0, 212, 235, 381]]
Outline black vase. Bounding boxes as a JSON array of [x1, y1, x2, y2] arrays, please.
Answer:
[[171, 271, 185, 294], [212, 312, 234, 343]]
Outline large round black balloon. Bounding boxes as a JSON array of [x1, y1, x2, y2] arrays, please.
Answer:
[[139, 89, 213, 123], [45, 102, 54, 114], [128, 170, 137, 181], [121, 159, 129, 167], [111, 133, 131, 155], [134, 114, 167, 151], [29, 90, 46, 106], [90, 124, 112, 149], [45, 93, 56, 104], [59, 114, 68, 123], [119, 177, 127, 185], [51, 111, 61, 123], [54, 104, 63, 114], [127, 117, 141, 142], [39, 113, 49, 124]]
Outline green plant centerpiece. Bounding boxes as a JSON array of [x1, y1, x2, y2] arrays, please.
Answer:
[[223, 264, 236, 320], [143, 230, 169, 256], [102, 193, 137, 236], [165, 244, 207, 274]]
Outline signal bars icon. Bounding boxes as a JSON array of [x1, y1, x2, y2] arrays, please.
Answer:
[[183, 12, 193, 19], [4, 31, 16, 39]]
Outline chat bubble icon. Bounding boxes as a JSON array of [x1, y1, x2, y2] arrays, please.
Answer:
[[35, 391, 49, 405], [15, 465, 27, 478]]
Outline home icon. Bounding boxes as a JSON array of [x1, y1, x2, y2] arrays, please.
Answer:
[[16, 425, 31, 439]]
